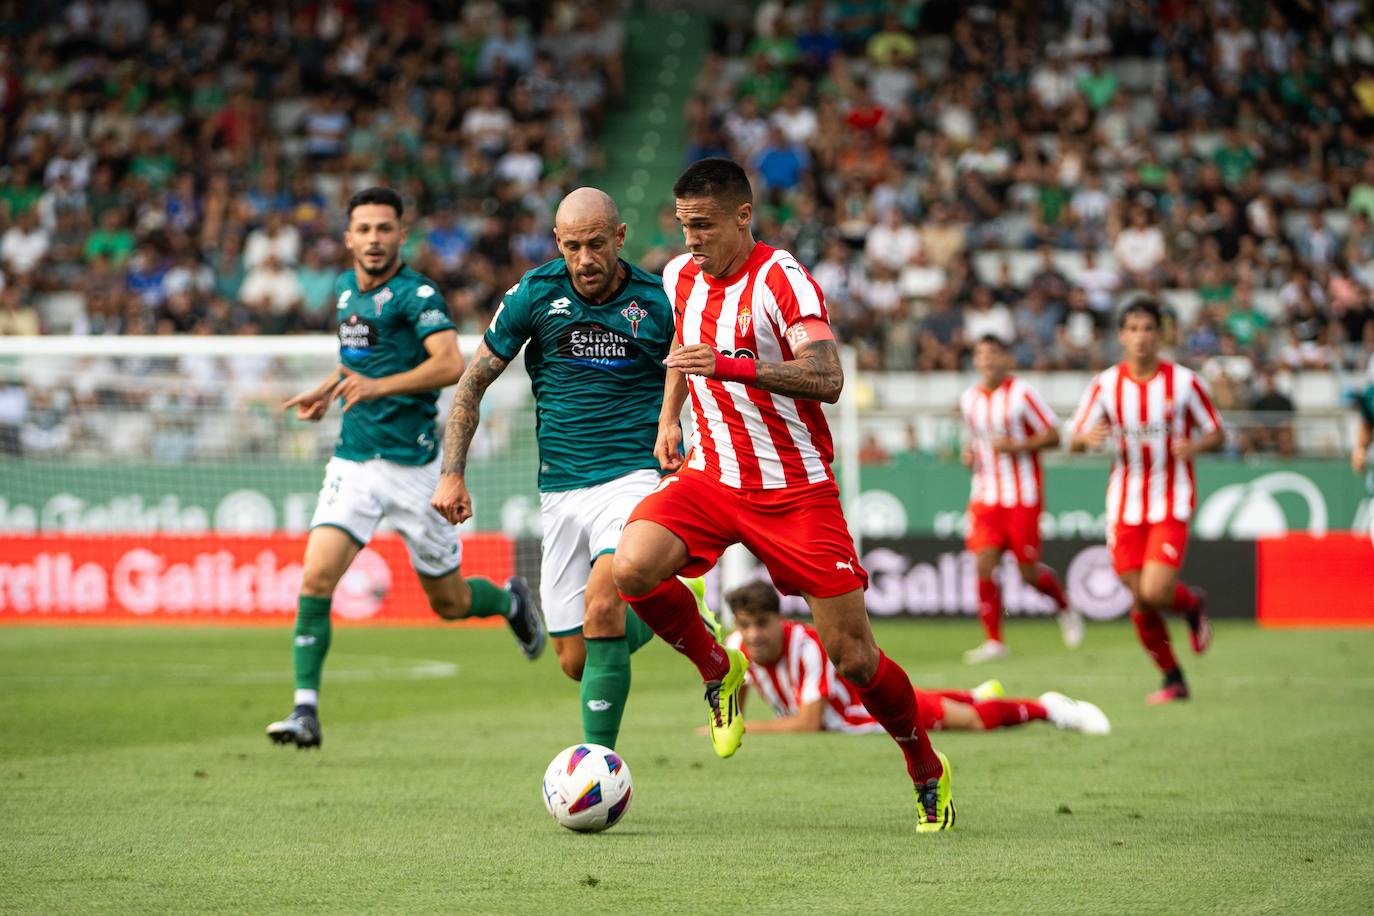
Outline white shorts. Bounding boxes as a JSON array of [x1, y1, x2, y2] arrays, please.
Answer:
[[539, 468, 660, 636], [310, 456, 462, 578]]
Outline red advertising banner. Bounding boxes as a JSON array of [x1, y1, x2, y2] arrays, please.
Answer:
[[0, 534, 514, 626], [1257, 533, 1374, 628]]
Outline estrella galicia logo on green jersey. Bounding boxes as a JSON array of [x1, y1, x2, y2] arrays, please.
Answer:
[[557, 323, 633, 369], [339, 314, 377, 358]]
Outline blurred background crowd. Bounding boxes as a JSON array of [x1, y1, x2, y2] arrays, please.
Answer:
[[1, 0, 1372, 462]]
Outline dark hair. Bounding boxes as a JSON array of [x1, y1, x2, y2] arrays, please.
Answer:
[[1118, 297, 1163, 329], [974, 333, 1008, 350], [346, 186, 404, 221], [725, 580, 780, 616], [673, 158, 753, 208]]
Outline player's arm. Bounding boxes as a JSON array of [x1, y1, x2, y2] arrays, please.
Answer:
[[333, 330, 464, 412], [742, 698, 825, 733], [992, 427, 1061, 454], [1068, 381, 1110, 452], [665, 327, 844, 404], [432, 340, 511, 524], [1171, 376, 1226, 460], [656, 337, 689, 472], [1354, 416, 1372, 474], [1170, 426, 1224, 460]]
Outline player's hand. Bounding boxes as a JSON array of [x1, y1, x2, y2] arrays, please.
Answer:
[[655, 421, 684, 472], [1082, 421, 1112, 450], [334, 366, 382, 413], [1170, 437, 1199, 461], [960, 444, 973, 467], [664, 344, 718, 379], [1354, 445, 1369, 475], [990, 436, 1021, 454], [282, 388, 330, 422], [431, 474, 473, 525]]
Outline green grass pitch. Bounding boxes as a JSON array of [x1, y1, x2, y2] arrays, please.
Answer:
[[3, 620, 1372, 914]]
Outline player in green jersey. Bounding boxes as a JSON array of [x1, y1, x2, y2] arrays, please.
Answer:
[[1353, 358, 1374, 476], [432, 187, 718, 751], [266, 187, 546, 749]]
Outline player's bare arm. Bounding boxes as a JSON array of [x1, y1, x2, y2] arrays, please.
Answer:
[[656, 338, 689, 471], [335, 330, 464, 413], [696, 697, 825, 735], [282, 368, 346, 421], [665, 338, 844, 404], [1170, 427, 1225, 460], [433, 340, 510, 523], [992, 428, 1061, 454], [1354, 419, 1372, 474]]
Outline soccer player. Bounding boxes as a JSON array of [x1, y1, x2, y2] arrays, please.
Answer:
[[960, 334, 1084, 664], [1069, 298, 1223, 705], [723, 581, 1109, 736], [612, 158, 955, 832], [266, 187, 545, 749], [431, 188, 716, 751]]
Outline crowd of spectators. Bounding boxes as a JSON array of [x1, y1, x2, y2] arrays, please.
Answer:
[[0, 0, 622, 338], [666, 0, 1374, 451]]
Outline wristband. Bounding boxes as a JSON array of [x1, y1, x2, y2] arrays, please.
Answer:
[[714, 354, 758, 384]]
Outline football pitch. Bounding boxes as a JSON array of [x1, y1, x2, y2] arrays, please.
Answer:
[[3, 621, 1372, 915]]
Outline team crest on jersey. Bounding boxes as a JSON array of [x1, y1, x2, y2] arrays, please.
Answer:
[[336, 290, 351, 310], [373, 287, 393, 316], [620, 301, 647, 337], [736, 304, 752, 338]]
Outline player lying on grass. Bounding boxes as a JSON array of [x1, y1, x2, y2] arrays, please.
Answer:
[[266, 187, 545, 750], [721, 581, 1110, 736]]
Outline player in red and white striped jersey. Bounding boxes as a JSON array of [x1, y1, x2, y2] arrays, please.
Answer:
[[613, 159, 955, 832], [959, 335, 1083, 665], [721, 581, 1109, 737], [1069, 299, 1224, 704]]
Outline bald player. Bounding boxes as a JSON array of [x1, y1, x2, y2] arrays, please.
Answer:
[[434, 188, 717, 750]]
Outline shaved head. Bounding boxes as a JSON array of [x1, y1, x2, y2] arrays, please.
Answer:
[[555, 187, 621, 229], [554, 187, 627, 303]]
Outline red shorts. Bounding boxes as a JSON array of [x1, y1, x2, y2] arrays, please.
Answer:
[[626, 468, 868, 598], [965, 503, 1042, 563], [1108, 519, 1189, 574], [914, 689, 945, 731]]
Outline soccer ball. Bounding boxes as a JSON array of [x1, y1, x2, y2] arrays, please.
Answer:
[[541, 743, 634, 832]]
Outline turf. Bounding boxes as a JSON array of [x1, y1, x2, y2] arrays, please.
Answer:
[[2, 620, 1372, 915]]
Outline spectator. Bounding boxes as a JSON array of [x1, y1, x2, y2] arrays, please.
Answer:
[[1, 210, 50, 281], [1246, 367, 1296, 456], [864, 207, 921, 273], [918, 289, 963, 371], [243, 211, 302, 270], [961, 286, 1014, 346], [239, 253, 304, 333], [1113, 205, 1166, 287], [0, 287, 40, 335]]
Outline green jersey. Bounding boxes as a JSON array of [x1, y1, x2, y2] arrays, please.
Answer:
[[484, 258, 673, 492], [333, 264, 455, 465]]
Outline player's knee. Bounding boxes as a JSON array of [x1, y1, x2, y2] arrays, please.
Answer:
[[1140, 584, 1172, 611], [558, 653, 585, 681], [428, 591, 470, 620], [828, 638, 878, 685], [611, 551, 660, 599], [300, 568, 342, 598], [583, 596, 624, 634], [1017, 564, 1040, 586]]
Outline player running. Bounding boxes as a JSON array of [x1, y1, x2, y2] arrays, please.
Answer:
[[722, 581, 1109, 736], [1069, 298, 1223, 705], [959, 334, 1084, 664], [431, 188, 718, 752], [612, 158, 955, 832], [266, 187, 545, 749]]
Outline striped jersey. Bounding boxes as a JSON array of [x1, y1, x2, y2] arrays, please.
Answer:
[[959, 377, 1058, 508], [727, 620, 883, 734], [662, 242, 834, 490], [1070, 361, 1221, 526]]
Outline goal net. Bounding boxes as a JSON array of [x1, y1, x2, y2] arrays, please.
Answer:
[[0, 336, 861, 626]]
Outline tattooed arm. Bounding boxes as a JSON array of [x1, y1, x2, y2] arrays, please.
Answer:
[[664, 339, 845, 404], [432, 341, 510, 524]]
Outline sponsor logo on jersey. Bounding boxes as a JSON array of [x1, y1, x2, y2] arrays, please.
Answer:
[[373, 287, 393, 315], [556, 323, 634, 370], [418, 308, 448, 327], [547, 297, 572, 316], [719, 347, 756, 359], [620, 301, 647, 337], [736, 304, 752, 337], [339, 314, 378, 358], [336, 290, 352, 310], [416, 284, 436, 298]]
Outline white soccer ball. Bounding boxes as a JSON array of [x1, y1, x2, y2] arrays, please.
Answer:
[[541, 743, 634, 832]]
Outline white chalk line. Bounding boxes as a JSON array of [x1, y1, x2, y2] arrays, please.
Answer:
[[0, 654, 459, 687]]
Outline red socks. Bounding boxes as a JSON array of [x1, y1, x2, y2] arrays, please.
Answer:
[[1171, 583, 1199, 615], [973, 698, 1049, 729], [1031, 565, 1069, 610], [856, 652, 943, 783], [976, 578, 1002, 642], [1131, 607, 1178, 674], [619, 578, 729, 682]]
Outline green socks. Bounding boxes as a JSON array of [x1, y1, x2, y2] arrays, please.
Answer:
[[581, 636, 632, 748], [464, 576, 511, 618], [625, 607, 655, 653], [292, 595, 333, 703]]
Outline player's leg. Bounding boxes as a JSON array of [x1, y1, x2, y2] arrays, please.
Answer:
[[581, 554, 633, 748], [1140, 520, 1211, 654], [1011, 505, 1083, 648], [1123, 567, 1187, 704], [966, 545, 1008, 663], [392, 460, 544, 659], [540, 485, 593, 680], [268, 457, 379, 748]]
